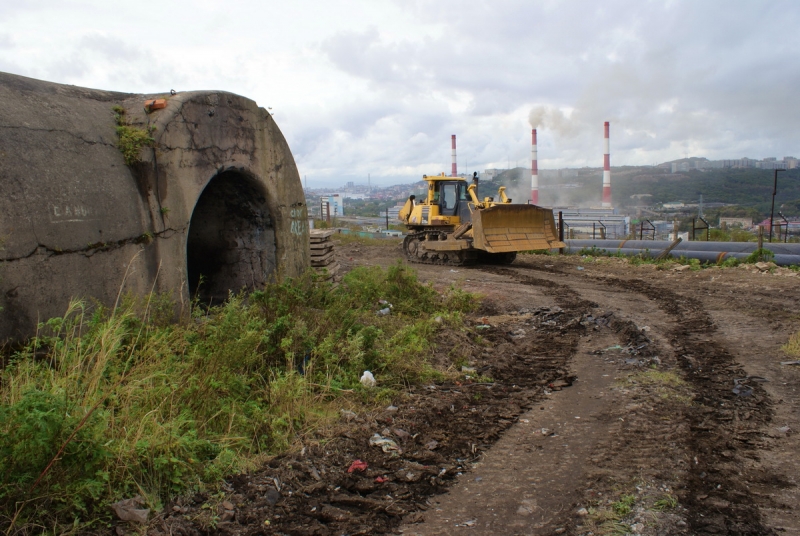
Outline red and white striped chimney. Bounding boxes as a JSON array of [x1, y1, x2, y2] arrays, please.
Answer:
[[602, 121, 611, 207], [451, 135, 457, 177], [531, 129, 539, 205]]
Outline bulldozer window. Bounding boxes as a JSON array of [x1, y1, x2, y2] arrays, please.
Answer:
[[441, 183, 458, 214]]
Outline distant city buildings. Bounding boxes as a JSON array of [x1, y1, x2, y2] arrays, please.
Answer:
[[670, 156, 797, 173], [319, 194, 344, 218], [719, 217, 754, 229]]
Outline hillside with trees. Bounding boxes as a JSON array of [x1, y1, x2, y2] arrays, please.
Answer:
[[489, 167, 800, 220]]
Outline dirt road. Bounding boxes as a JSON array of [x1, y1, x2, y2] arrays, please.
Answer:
[[157, 243, 800, 536]]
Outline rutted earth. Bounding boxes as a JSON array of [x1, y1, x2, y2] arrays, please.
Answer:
[[152, 242, 800, 536]]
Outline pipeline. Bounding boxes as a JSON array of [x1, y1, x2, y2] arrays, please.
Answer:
[[565, 240, 800, 267]]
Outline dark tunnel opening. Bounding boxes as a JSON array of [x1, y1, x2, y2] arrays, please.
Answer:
[[186, 170, 276, 304]]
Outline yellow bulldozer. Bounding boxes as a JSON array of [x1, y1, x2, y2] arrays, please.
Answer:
[[398, 173, 565, 265]]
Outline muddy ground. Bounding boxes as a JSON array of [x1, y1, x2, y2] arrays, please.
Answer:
[[150, 242, 800, 536]]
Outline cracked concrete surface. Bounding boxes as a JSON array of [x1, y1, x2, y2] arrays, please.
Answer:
[[0, 71, 309, 342]]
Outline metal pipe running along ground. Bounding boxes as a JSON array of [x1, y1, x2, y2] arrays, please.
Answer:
[[564, 240, 800, 266]]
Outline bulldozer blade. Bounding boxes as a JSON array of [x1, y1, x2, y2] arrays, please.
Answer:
[[472, 204, 566, 253]]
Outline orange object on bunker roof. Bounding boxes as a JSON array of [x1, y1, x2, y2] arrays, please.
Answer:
[[144, 98, 167, 112]]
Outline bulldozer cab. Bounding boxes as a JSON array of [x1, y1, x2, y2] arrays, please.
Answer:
[[437, 181, 471, 222]]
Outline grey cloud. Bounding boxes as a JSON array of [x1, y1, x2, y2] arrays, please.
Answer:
[[313, 0, 800, 173]]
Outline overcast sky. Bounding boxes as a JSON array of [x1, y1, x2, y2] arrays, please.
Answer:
[[1, 0, 798, 186]]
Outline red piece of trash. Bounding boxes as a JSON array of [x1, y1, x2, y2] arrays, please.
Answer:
[[375, 476, 387, 483], [347, 460, 368, 473]]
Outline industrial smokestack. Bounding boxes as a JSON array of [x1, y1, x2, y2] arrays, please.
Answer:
[[531, 129, 539, 205], [451, 135, 457, 177], [602, 121, 611, 208]]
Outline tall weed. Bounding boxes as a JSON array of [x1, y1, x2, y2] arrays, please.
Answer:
[[0, 264, 472, 532]]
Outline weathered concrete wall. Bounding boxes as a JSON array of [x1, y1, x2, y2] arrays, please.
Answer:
[[0, 72, 309, 341]]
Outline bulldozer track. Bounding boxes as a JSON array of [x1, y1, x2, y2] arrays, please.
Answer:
[[403, 231, 477, 266], [403, 231, 516, 266], [481, 262, 780, 535]]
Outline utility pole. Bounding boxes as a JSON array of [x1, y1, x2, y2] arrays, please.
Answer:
[[769, 169, 785, 242]]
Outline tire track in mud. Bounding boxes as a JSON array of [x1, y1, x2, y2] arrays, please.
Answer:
[[603, 277, 781, 535], [475, 267, 690, 534], [506, 261, 782, 535]]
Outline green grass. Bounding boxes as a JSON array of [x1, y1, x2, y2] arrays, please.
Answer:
[[587, 493, 638, 535], [621, 369, 693, 406], [782, 331, 800, 357], [653, 494, 678, 511], [578, 244, 780, 270], [113, 106, 155, 165], [612, 494, 636, 517], [0, 264, 472, 532]]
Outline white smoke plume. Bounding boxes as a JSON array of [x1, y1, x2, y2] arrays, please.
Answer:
[[528, 105, 584, 138]]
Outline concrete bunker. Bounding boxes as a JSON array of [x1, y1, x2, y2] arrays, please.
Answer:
[[0, 72, 309, 342], [187, 170, 277, 303]]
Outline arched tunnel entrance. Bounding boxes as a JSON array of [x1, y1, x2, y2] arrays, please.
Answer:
[[187, 170, 276, 304]]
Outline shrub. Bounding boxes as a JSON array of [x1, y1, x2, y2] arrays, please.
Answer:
[[0, 266, 474, 531]]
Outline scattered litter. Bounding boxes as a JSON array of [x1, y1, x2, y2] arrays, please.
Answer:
[[780, 360, 800, 366], [360, 371, 376, 388], [347, 460, 368, 473], [340, 409, 358, 420], [449, 269, 459, 273], [378, 299, 392, 307], [375, 476, 388, 483], [434, 316, 443, 323], [576, 507, 588, 516], [377, 307, 392, 316], [605, 344, 624, 351], [777, 425, 792, 434], [393, 428, 411, 441], [732, 384, 753, 397], [475, 325, 492, 330], [458, 519, 477, 527], [425, 439, 439, 450], [370, 433, 401, 453], [520, 419, 529, 423], [386, 405, 399, 412], [474, 476, 483, 482], [461, 366, 476, 373], [735, 376, 768, 383], [540, 428, 550, 435], [577, 266, 584, 271], [510, 328, 526, 339], [110, 496, 150, 524]]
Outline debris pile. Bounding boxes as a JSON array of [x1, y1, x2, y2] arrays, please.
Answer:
[[309, 229, 341, 282]]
